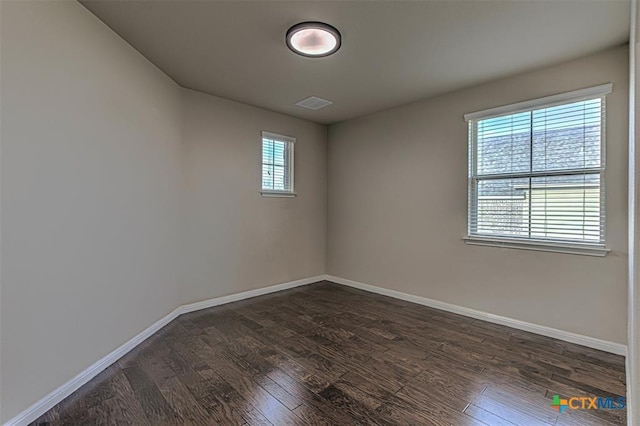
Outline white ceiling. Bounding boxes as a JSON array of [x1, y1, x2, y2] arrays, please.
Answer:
[[81, 0, 630, 124]]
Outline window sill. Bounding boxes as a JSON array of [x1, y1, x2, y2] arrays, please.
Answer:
[[463, 236, 610, 257], [260, 191, 297, 198]]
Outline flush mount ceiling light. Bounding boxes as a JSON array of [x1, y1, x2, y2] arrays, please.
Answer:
[[286, 22, 341, 58]]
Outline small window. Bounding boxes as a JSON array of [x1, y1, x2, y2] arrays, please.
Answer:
[[464, 84, 611, 256], [261, 131, 295, 197]]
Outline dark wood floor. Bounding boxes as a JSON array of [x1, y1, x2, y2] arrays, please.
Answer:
[[33, 281, 626, 425]]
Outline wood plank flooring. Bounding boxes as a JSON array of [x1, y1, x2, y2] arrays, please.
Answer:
[[32, 281, 626, 425]]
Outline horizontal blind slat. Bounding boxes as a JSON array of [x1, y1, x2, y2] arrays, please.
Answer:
[[468, 95, 605, 245]]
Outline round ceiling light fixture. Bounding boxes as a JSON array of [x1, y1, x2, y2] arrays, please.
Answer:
[[286, 22, 341, 58]]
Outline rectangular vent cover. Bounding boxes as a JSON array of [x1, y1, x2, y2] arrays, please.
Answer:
[[295, 96, 333, 110]]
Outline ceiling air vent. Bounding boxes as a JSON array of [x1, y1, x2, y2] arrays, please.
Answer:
[[295, 96, 333, 110]]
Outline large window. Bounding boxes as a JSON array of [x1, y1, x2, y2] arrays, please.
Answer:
[[261, 131, 295, 196], [465, 84, 611, 256]]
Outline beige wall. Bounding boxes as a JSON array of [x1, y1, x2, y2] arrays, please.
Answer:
[[327, 46, 629, 345], [0, 1, 183, 421], [0, 0, 629, 422], [180, 89, 326, 305], [0, 1, 327, 422]]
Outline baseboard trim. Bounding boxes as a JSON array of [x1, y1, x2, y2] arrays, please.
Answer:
[[325, 275, 627, 357], [4, 275, 324, 426], [179, 275, 324, 315], [6, 273, 625, 425]]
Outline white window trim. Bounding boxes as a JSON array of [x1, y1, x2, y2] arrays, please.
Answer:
[[464, 83, 613, 122], [260, 190, 297, 198], [463, 236, 610, 257], [260, 131, 296, 197], [464, 84, 612, 256]]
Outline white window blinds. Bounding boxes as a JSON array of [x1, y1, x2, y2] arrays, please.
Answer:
[[466, 85, 611, 248], [261, 131, 295, 194]]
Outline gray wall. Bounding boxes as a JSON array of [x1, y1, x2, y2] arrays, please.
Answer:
[[0, 0, 630, 423], [0, 2, 183, 421], [0, 1, 327, 422], [327, 46, 629, 345], [180, 89, 327, 305]]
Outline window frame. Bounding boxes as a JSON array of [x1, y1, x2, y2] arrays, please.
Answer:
[[260, 131, 296, 197], [463, 84, 612, 257]]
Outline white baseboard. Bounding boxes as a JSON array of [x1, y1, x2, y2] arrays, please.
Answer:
[[4, 307, 183, 426], [4, 275, 324, 426], [179, 275, 324, 314], [6, 273, 626, 426], [325, 275, 627, 357]]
